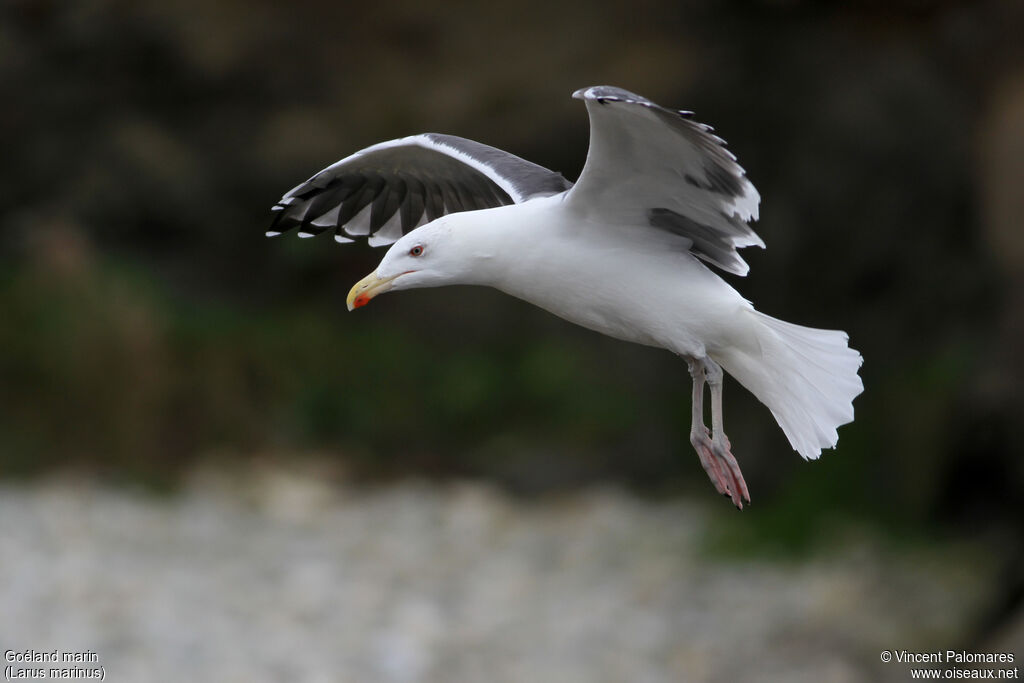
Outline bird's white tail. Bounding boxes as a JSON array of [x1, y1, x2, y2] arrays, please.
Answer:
[[714, 311, 864, 459]]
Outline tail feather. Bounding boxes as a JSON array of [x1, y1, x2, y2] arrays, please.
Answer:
[[715, 311, 864, 459]]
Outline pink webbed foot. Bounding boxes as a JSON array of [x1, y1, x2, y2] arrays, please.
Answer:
[[691, 429, 750, 509], [691, 426, 728, 496]]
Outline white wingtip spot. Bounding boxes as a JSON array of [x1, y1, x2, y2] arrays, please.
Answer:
[[334, 234, 354, 244], [297, 231, 315, 239], [311, 204, 341, 228], [265, 231, 281, 237]]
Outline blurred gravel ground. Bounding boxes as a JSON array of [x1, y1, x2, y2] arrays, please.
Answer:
[[0, 467, 1006, 683]]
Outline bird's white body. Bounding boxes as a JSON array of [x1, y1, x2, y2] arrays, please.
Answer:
[[444, 197, 755, 360], [399, 198, 860, 463]]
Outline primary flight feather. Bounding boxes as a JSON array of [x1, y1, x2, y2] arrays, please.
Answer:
[[268, 86, 864, 508]]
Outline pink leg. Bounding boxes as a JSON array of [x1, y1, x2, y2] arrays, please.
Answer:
[[688, 363, 727, 495], [688, 359, 751, 509]]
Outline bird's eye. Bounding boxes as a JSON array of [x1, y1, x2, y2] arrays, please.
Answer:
[[409, 245, 424, 256]]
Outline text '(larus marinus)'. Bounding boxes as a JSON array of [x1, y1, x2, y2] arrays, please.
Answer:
[[268, 86, 864, 508]]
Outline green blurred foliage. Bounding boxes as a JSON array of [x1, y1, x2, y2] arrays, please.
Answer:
[[0, 241, 691, 493], [0, 0, 1022, 554]]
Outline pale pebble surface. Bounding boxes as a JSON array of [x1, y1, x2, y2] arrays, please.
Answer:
[[0, 467, 1001, 683]]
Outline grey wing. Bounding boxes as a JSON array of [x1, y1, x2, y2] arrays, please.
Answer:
[[567, 86, 763, 276], [268, 133, 572, 246]]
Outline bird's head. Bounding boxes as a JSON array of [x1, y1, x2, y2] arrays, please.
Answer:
[[346, 220, 472, 311]]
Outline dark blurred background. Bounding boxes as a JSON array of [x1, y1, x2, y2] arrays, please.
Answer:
[[2, 0, 1023, 671]]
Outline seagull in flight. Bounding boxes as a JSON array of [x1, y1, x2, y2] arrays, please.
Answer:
[[268, 86, 864, 508]]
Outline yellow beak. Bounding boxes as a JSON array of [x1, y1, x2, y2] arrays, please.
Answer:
[[346, 270, 400, 311]]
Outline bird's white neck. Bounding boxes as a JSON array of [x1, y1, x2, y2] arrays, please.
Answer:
[[443, 200, 558, 289]]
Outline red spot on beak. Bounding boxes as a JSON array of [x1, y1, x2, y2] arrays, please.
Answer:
[[352, 294, 370, 309]]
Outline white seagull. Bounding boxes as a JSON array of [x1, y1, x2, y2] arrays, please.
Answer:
[[268, 86, 863, 508]]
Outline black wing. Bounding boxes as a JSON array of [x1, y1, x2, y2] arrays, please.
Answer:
[[269, 133, 572, 246], [567, 86, 763, 276]]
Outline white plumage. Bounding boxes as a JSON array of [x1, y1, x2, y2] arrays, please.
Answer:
[[269, 86, 864, 508]]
